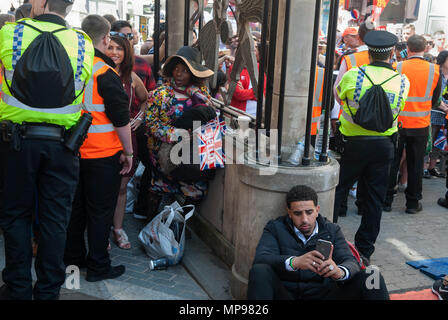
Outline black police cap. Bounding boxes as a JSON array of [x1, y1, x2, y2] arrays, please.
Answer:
[[364, 30, 398, 53]]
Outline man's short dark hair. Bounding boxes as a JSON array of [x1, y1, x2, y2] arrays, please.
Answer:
[[407, 35, 426, 53], [369, 48, 393, 62], [103, 14, 117, 25], [81, 15, 110, 46], [286, 185, 318, 208], [358, 22, 373, 42], [46, 0, 73, 17], [111, 20, 132, 32]]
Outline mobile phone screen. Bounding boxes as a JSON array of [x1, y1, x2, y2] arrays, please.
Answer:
[[316, 239, 332, 260]]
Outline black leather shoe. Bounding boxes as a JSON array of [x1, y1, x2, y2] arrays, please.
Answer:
[[0, 285, 11, 300], [405, 202, 423, 214], [437, 198, 448, 209], [86, 265, 125, 282], [383, 206, 392, 212]]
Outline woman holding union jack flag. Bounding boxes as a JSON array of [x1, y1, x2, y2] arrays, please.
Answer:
[[144, 46, 216, 216]]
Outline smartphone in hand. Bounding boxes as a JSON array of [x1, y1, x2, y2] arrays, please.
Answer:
[[315, 239, 332, 260]]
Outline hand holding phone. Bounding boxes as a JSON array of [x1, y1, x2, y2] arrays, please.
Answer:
[[315, 239, 333, 261]]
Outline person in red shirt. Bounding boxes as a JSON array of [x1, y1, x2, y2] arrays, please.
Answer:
[[229, 41, 265, 116]]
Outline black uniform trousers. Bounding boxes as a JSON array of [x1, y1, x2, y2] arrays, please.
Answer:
[[0, 139, 79, 300], [247, 264, 390, 300], [385, 130, 428, 209], [64, 152, 121, 275], [333, 138, 394, 259]]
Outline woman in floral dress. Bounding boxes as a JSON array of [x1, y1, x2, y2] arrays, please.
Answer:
[[145, 46, 215, 215]]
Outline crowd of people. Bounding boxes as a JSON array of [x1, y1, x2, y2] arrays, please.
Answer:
[[0, 0, 447, 301], [0, 0, 262, 300]]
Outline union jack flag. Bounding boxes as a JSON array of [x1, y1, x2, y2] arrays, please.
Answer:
[[196, 117, 226, 171], [434, 126, 448, 151]]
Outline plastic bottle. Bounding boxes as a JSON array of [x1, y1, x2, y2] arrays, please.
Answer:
[[288, 138, 305, 165]]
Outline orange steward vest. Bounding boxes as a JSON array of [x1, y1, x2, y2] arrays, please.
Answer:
[[311, 67, 325, 136], [396, 59, 440, 129], [80, 56, 123, 159], [343, 50, 370, 71]]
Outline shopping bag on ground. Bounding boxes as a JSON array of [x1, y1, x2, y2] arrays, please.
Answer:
[[138, 201, 195, 265]]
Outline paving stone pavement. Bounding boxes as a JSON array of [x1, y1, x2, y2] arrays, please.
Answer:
[[337, 175, 448, 293], [0, 213, 214, 300]]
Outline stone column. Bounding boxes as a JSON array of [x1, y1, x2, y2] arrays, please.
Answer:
[[229, 0, 340, 299], [166, 0, 186, 56]]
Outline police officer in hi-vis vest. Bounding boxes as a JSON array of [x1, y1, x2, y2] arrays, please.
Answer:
[[334, 31, 410, 266], [384, 35, 442, 214], [0, 0, 94, 300], [333, 22, 374, 219]]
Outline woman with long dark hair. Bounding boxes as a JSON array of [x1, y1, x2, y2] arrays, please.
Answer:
[[106, 33, 149, 249]]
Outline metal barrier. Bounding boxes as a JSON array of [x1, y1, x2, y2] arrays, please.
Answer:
[[149, 0, 340, 166]]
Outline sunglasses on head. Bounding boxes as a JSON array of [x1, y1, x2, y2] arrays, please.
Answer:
[[110, 31, 134, 40]]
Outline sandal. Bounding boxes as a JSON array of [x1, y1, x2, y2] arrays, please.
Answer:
[[112, 228, 131, 250]]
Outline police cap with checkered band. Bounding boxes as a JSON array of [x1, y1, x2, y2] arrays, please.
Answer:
[[364, 30, 398, 53]]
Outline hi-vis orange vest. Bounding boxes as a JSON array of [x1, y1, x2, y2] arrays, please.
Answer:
[[396, 58, 440, 129], [311, 67, 325, 135], [343, 50, 370, 71], [80, 56, 123, 159]]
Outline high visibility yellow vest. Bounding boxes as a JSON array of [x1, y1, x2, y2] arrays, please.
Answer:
[[337, 65, 410, 136], [396, 59, 440, 129], [0, 18, 94, 129]]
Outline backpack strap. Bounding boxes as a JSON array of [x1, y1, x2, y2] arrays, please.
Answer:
[[16, 21, 67, 34], [358, 66, 400, 87]]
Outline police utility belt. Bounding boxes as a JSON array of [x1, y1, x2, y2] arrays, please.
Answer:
[[0, 113, 92, 153]]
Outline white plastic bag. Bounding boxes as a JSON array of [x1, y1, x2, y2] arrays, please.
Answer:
[[138, 201, 194, 265]]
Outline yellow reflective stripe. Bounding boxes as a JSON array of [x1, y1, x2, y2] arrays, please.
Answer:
[[88, 123, 114, 133], [2, 89, 82, 114]]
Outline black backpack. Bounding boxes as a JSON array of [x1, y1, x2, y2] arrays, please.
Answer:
[[347, 67, 400, 133], [4, 21, 82, 108]]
